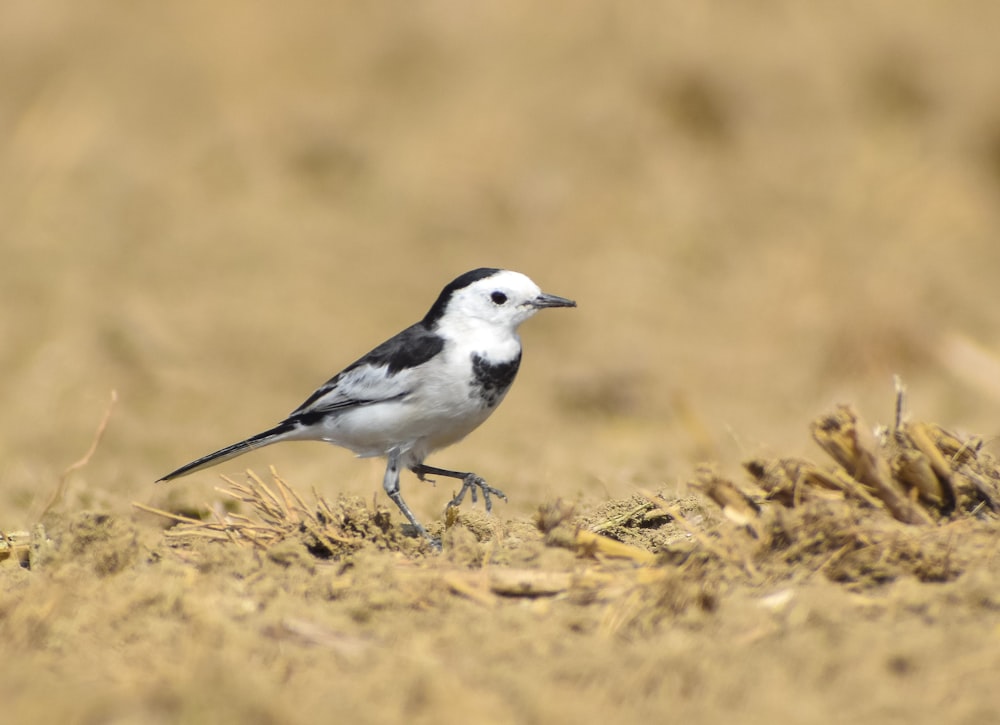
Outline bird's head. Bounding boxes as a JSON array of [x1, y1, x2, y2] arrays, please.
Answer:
[[423, 268, 576, 333]]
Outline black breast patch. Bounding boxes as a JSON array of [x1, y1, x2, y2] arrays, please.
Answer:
[[470, 352, 521, 407]]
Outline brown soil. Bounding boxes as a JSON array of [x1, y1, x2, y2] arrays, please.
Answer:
[[4, 3, 1000, 724]]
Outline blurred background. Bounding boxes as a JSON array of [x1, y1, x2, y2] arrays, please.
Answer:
[[3, 0, 1000, 527]]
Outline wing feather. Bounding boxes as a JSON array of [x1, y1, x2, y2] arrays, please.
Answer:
[[288, 323, 445, 420]]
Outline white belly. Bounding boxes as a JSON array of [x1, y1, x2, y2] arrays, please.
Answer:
[[306, 342, 514, 466]]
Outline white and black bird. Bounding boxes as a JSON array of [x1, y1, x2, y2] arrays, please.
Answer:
[[157, 268, 576, 541]]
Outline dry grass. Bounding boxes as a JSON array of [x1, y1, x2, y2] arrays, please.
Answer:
[[5, 396, 1000, 722], [135, 468, 414, 556], [121, 385, 1000, 607]]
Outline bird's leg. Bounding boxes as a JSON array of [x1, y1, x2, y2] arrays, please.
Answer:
[[383, 449, 437, 546], [410, 464, 508, 514]]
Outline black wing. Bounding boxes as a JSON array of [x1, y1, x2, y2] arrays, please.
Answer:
[[288, 323, 445, 418]]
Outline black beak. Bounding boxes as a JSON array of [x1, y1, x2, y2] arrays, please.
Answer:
[[532, 292, 577, 309]]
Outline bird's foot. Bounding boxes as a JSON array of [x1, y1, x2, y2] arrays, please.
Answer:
[[446, 474, 508, 514]]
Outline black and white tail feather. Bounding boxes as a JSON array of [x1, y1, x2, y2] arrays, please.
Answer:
[[157, 268, 575, 544]]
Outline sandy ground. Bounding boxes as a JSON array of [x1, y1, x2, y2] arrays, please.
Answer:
[[3, 2, 1000, 723]]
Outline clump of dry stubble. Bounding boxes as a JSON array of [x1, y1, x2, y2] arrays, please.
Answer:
[[135, 468, 433, 559]]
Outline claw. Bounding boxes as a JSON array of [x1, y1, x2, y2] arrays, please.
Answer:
[[446, 474, 507, 514]]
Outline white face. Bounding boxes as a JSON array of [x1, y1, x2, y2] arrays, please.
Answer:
[[445, 270, 546, 331]]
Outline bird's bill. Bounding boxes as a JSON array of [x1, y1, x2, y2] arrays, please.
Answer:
[[532, 292, 577, 309]]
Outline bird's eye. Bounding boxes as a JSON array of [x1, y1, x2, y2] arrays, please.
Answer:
[[490, 291, 508, 305]]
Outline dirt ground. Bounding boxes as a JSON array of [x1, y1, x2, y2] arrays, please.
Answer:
[[4, 2, 1000, 723]]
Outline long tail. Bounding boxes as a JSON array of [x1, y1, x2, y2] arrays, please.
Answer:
[[156, 421, 298, 482]]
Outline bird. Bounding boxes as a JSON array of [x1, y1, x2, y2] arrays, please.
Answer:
[[157, 267, 576, 542]]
